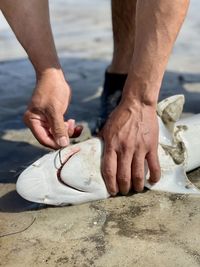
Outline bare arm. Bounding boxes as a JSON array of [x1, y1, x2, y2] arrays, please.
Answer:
[[0, 0, 82, 148], [101, 0, 190, 195]]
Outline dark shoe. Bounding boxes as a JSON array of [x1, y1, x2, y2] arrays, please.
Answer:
[[95, 71, 127, 133]]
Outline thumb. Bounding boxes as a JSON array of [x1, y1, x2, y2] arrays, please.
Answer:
[[48, 112, 69, 147]]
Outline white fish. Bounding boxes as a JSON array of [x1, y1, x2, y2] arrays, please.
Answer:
[[16, 95, 200, 206]]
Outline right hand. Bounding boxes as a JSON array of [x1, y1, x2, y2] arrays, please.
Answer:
[[24, 69, 82, 149], [99, 99, 160, 195]]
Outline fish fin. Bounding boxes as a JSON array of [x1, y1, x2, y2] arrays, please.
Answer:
[[157, 95, 185, 132]]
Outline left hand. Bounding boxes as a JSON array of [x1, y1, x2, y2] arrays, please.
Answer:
[[99, 99, 161, 195], [23, 70, 82, 149]]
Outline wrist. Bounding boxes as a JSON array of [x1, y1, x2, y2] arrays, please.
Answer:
[[33, 68, 71, 100], [122, 75, 160, 108], [36, 68, 66, 82], [118, 96, 157, 125]]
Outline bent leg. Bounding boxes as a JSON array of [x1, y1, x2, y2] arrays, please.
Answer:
[[96, 0, 137, 131], [108, 0, 137, 74]]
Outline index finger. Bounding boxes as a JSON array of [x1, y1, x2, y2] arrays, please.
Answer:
[[29, 119, 59, 149]]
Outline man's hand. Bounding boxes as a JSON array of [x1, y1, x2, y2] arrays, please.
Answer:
[[100, 99, 160, 195], [24, 69, 82, 149], [100, 0, 189, 196]]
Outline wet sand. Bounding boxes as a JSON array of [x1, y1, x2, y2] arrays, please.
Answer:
[[0, 1, 200, 266]]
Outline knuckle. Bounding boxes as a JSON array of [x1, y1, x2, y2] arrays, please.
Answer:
[[53, 125, 65, 134], [120, 141, 130, 152], [44, 105, 56, 118], [133, 175, 144, 182], [102, 167, 114, 179], [53, 130, 66, 139], [118, 176, 130, 184], [105, 144, 115, 154], [137, 143, 146, 152]]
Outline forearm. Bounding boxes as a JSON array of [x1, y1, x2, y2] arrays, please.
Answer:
[[122, 0, 190, 106], [0, 0, 60, 76]]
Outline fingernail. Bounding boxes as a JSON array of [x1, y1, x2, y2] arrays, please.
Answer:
[[120, 191, 129, 196], [68, 119, 75, 130], [69, 119, 75, 125], [109, 191, 117, 196], [57, 136, 69, 147]]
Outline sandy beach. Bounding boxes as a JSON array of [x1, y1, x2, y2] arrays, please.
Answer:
[[0, 1, 200, 266]]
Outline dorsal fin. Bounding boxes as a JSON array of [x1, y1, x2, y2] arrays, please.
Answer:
[[157, 95, 185, 132]]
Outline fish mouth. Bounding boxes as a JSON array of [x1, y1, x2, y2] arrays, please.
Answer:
[[56, 149, 86, 193]]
